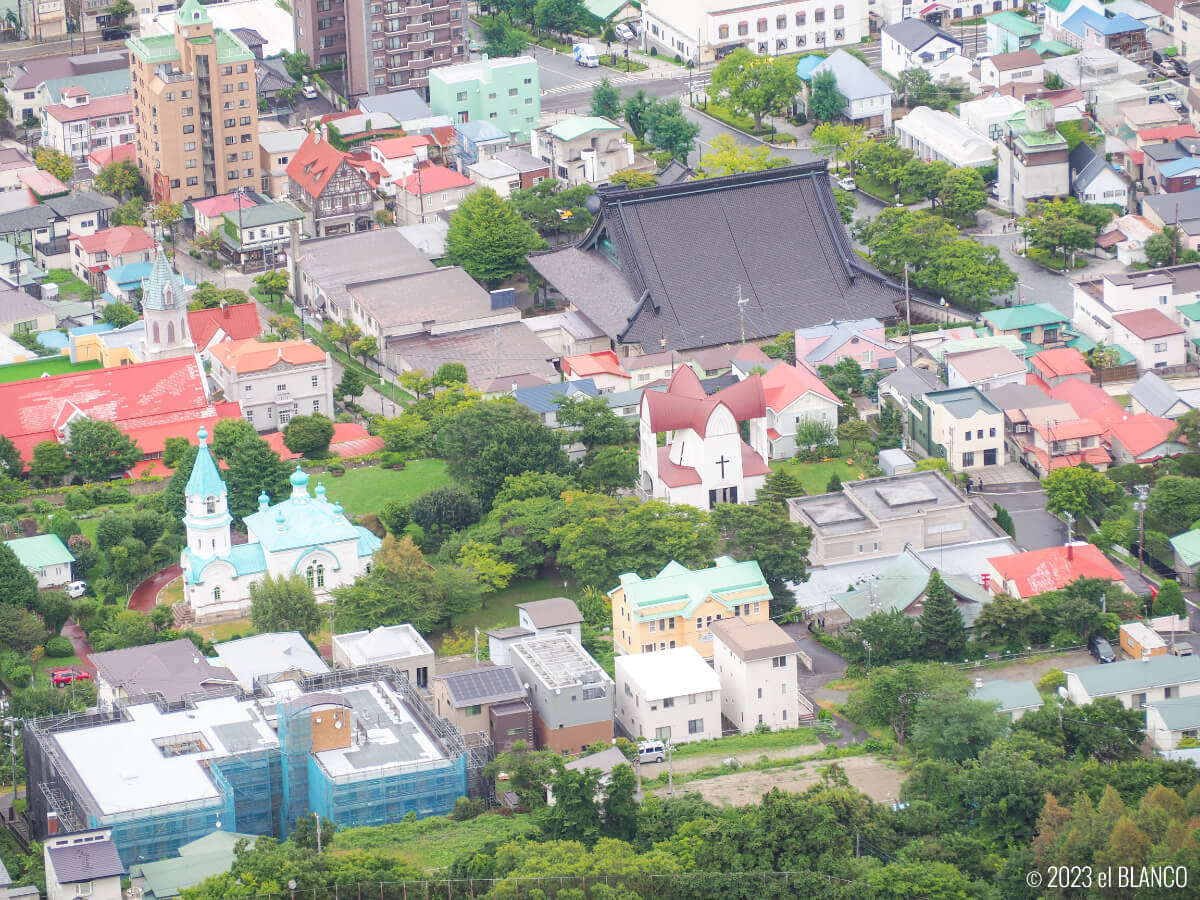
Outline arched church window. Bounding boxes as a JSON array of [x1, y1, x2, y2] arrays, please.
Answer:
[[306, 564, 315, 589], [168, 321, 176, 343], [153, 322, 161, 343], [213, 586, 221, 601], [205, 496, 216, 514], [316, 564, 325, 588]]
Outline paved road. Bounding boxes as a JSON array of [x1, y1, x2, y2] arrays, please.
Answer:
[[129, 563, 183, 614], [683, 105, 819, 169], [60, 619, 96, 676], [0, 34, 128, 61]]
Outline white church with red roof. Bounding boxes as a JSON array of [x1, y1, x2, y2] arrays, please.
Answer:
[[638, 366, 770, 509]]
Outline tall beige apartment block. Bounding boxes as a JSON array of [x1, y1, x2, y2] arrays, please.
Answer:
[[128, 0, 260, 204]]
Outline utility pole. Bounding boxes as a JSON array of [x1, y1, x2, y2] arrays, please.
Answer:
[[1064, 511, 1074, 545], [1135, 484, 1150, 576]]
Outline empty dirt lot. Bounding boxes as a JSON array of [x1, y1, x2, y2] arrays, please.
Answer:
[[650, 754, 906, 805]]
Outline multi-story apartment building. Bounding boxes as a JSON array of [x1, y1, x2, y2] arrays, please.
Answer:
[[428, 56, 539, 142], [293, 0, 467, 99], [41, 88, 134, 162], [128, 0, 261, 204]]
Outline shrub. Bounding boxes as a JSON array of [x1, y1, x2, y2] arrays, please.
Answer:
[[358, 513, 385, 537], [650, 46, 657, 55], [44, 636, 74, 658], [63, 490, 95, 512], [674, 53, 681, 63], [450, 797, 488, 821], [326, 460, 345, 473], [1037, 668, 1066, 695]]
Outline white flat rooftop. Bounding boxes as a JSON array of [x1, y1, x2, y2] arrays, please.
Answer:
[[53, 695, 278, 817], [615, 647, 719, 701]]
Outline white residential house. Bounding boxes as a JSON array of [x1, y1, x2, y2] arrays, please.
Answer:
[[708, 618, 801, 733], [1065, 655, 1200, 708], [1111, 308, 1187, 369], [746, 362, 841, 460], [802, 49, 893, 133], [881, 19, 962, 79], [1146, 695, 1200, 750], [368, 135, 433, 187], [638, 364, 769, 509], [1046, 0, 1104, 44], [979, 49, 1045, 89], [330, 624, 434, 690], [944, 346, 1027, 392], [1073, 268, 1200, 344], [44, 828, 124, 900], [5, 534, 75, 588], [488, 597, 584, 665], [1070, 141, 1131, 212], [40, 88, 133, 163], [614, 646, 722, 744], [959, 94, 1026, 141], [971, 678, 1045, 722]]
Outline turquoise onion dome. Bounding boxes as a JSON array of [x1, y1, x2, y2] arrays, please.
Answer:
[[289, 465, 309, 487]]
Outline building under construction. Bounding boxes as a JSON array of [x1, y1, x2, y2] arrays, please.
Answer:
[[24, 664, 489, 866]]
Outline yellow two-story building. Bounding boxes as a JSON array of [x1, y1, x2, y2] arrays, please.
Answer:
[[609, 557, 772, 660]]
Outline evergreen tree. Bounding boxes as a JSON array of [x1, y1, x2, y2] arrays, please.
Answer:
[[590, 77, 621, 118], [826, 472, 843, 493], [223, 437, 293, 522], [0, 434, 22, 476], [445, 188, 546, 285], [0, 543, 38, 610], [919, 570, 967, 661], [993, 503, 1015, 539], [759, 468, 804, 505]]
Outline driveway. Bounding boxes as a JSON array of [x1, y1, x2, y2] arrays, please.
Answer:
[[979, 484, 1065, 551], [60, 619, 96, 676], [683, 105, 819, 169]]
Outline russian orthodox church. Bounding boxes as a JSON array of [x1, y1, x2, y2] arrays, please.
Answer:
[[179, 427, 381, 623]]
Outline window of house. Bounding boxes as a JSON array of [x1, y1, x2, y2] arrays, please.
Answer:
[[213, 586, 221, 601], [962, 451, 975, 467], [688, 719, 704, 734], [719, 24, 729, 38], [757, 17, 768, 31], [662, 697, 674, 708], [772, 655, 787, 668], [989, 427, 997, 437], [776, 14, 786, 28], [186, 176, 198, 186], [457, 91, 468, 101], [1155, 342, 1168, 352], [815, 9, 825, 22], [796, 12, 806, 24], [965, 431, 972, 441], [757, 687, 763, 698], [655, 726, 671, 740], [465, 704, 482, 716], [313, 400, 321, 411], [738, 21, 748, 35]]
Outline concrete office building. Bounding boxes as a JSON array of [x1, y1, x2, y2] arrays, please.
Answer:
[[129, 0, 261, 203], [428, 56, 539, 143], [292, 0, 467, 98]]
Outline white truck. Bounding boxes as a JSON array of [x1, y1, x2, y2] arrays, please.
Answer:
[[573, 43, 600, 67]]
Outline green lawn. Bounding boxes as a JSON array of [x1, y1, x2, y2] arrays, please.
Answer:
[[434, 575, 570, 646], [45, 268, 93, 301], [319, 460, 453, 516], [853, 172, 921, 206], [331, 813, 537, 870], [771, 455, 875, 495], [670, 726, 820, 759], [0, 356, 101, 382]]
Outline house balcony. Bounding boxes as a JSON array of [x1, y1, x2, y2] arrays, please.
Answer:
[[276, 391, 292, 403], [406, 37, 432, 52], [158, 70, 193, 84], [35, 237, 70, 258]]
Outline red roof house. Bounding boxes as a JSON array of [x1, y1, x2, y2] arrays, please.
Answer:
[[263, 422, 384, 460], [87, 142, 136, 175], [286, 130, 377, 236], [0, 356, 239, 465], [754, 362, 841, 459], [1108, 413, 1186, 464], [188, 303, 263, 352], [69, 226, 155, 285], [1029, 347, 1092, 389], [1112, 309, 1187, 370], [987, 544, 1126, 599], [561, 349, 631, 392]]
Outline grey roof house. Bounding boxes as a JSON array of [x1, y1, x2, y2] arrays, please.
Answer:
[[528, 164, 899, 353], [431, 665, 533, 753], [1069, 142, 1131, 212], [800, 49, 893, 132], [971, 678, 1044, 721], [44, 828, 126, 900], [91, 638, 236, 709]]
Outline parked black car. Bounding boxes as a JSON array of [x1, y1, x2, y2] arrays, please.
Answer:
[[1089, 634, 1117, 663]]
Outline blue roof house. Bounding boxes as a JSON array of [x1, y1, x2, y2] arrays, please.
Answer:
[[513, 377, 598, 427], [798, 49, 892, 133], [1061, 8, 1149, 61], [455, 119, 511, 170]]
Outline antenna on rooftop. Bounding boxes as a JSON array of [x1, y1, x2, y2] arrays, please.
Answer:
[[737, 285, 748, 344]]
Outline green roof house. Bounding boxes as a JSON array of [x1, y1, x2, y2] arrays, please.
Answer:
[[987, 11, 1042, 55], [981, 303, 1070, 347], [971, 678, 1044, 721], [1170, 528, 1200, 587], [5, 534, 74, 588], [428, 56, 541, 144], [1065, 655, 1200, 708], [1146, 695, 1200, 751], [129, 831, 258, 900], [609, 557, 772, 659], [532, 117, 633, 187]]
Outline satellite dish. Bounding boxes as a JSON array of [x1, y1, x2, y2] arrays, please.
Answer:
[[584, 195, 601, 215]]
